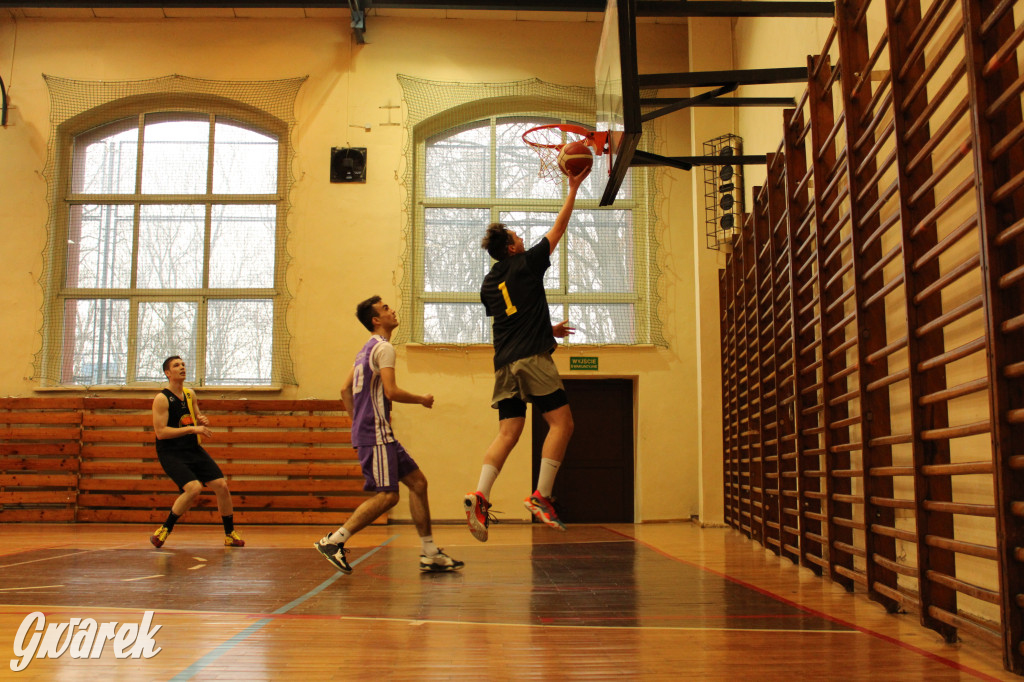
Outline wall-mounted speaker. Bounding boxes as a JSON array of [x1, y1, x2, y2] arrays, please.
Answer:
[[702, 134, 744, 251], [330, 147, 366, 183]]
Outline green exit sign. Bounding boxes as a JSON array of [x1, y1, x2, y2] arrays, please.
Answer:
[[569, 356, 599, 371]]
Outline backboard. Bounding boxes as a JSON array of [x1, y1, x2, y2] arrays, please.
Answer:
[[595, 0, 641, 207]]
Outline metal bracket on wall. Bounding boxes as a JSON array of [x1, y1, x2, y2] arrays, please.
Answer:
[[1, 75, 7, 127], [349, 0, 366, 44]]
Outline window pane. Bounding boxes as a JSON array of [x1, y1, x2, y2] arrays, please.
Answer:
[[62, 298, 128, 384], [567, 303, 635, 344], [210, 204, 275, 288], [135, 302, 198, 382], [137, 204, 205, 289], [499, 211, 560, 290], [423, 303, 490, 344], [66, 205, 134, 288], [141, 115, 209, 194], [71, 119, 138, 194], [567, 210, 633, 293], [213, 120, 278, 194], [497, 119, 559, 200], [425, 123, 490, 198], [206, 299, 273, 384], [423, 207, 490, 293]]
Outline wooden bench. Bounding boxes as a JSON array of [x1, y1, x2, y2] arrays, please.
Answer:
[[0, 397, 380, 525]]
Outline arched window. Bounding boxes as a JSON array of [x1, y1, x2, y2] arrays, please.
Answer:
[[48, 110, 287, 386], [410, 114, 655, 346]]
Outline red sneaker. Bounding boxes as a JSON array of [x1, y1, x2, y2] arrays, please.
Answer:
[[463, 491, 494, 542], [524, 491, 566, 531]]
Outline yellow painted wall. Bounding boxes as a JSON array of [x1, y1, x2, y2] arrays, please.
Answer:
[[0, 13, 702, 523]]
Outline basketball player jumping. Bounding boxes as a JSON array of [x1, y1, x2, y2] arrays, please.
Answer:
[[464, 163, 590, 541]]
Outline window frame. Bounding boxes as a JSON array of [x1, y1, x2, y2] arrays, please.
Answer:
[[42, 99, 290, 388], [410, 111, 656, 346]]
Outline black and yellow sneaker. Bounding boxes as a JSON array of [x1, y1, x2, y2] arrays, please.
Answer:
[[150, 526, 170, 548]]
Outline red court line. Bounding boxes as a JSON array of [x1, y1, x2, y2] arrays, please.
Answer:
[[601, 525, 1004, 682]]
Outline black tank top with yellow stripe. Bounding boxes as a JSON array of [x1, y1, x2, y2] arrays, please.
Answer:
[[156, 388, 199, 452]]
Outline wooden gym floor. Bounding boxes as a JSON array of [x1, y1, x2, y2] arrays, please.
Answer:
[[0, 522, 1015, 680]]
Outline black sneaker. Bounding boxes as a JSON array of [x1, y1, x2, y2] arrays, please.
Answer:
[[314, 535, 352, 574], [419, 549, 465, 573]]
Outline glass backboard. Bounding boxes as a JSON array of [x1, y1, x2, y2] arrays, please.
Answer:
[[595, 0, 641, 207]]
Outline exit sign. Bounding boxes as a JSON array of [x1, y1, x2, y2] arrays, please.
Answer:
[[569, 356, 599, 371]]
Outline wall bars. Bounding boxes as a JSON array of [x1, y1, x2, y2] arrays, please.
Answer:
[[719, 0, 1024, 674]]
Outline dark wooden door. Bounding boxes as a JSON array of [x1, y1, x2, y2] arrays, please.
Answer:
[[531, 378, 634, 523]]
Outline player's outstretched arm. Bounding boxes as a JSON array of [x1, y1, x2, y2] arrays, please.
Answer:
[[379, 366, 434, 408], [544, 164, 592, 254]]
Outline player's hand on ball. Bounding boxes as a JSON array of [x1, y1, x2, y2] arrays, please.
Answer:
[[421, 394, 435, 409], [567, 164, 591, 187], [553, 320, 576, 338]]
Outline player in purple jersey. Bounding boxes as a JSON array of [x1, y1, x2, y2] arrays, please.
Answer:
[[314, 296, 463, 574], [464, 164, 589, 542]]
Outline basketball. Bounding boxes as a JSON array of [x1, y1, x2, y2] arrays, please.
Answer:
[[557, 141, 593, 176]]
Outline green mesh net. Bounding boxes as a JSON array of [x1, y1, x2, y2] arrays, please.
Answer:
[[35, 74, 306, 387], [395, 75, 666, 348]]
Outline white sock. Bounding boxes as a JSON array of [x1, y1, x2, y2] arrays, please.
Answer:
[[421, 535, 438, 557], [328, 527, 351, 545], [536, 458, 561, 498], [476, 464, 500, 500]]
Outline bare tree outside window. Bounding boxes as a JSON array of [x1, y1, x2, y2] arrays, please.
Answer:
[[416, 116, 641, 345], [60, 114, 282, 385]]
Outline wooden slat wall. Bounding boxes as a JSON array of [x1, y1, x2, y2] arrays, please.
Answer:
[[0, 397, 380, 525], [720, 0, 1024, 673], [0, 398, 81, 522]]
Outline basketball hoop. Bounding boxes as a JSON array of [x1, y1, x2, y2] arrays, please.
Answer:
[[522, 123, 608, 182]]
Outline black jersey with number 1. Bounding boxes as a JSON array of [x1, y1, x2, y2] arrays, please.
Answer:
[[481, 237, 557, 371]]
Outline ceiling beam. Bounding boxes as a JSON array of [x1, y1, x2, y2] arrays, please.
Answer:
[[0, 1, 835, 17]]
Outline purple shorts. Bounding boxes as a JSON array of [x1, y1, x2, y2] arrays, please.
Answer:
[[356, 441, 419, 492]]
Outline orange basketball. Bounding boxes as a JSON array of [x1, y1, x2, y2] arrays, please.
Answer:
[[557, 140, 593, 176]]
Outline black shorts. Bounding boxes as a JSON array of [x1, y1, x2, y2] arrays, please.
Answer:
[[156, 446, 225, 491]]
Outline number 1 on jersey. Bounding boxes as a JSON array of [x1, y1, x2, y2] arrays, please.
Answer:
[[498, 281, 518, 316]]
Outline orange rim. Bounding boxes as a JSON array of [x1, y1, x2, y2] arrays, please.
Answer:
[[522, 123, 603, 153]]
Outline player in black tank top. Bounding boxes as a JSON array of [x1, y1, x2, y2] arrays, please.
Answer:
[[464, 163, 589, 542], [149, 356, 244, 549]]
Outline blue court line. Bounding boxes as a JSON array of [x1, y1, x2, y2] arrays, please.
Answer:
[[170, 536, 396, 682]]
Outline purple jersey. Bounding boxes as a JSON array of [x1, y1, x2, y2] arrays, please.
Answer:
[[350, 335, 396, 447]]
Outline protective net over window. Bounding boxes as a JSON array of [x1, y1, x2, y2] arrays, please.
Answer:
[[396, 75, 666, 347], [35, 74, 306, 387]]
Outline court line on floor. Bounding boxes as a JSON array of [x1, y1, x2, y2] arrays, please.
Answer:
[[0, 543, 137, 569], [309, 613, 862, 634], [0, 543, 73, 559], [602, 526, 1004, 682], [170, 536, 396, 682]]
